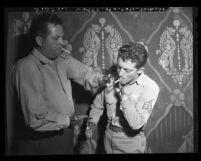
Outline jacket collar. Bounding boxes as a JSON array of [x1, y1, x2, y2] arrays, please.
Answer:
[[32, 48, 53, 64]]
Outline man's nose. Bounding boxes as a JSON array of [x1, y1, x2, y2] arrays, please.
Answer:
[[118, 69, 124, 76], [58, 38, 65, 45]]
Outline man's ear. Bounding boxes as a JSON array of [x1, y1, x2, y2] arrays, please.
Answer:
[[35, 36, 43, 47], [138, 67, 144, 74]]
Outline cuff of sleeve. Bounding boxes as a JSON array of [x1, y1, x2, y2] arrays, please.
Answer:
[[88, 117, 99, 125], [106, 101, 115, 105], [120, 104, 134, 112], [84, 71, 102, 90], [57, 115, 70, 128]]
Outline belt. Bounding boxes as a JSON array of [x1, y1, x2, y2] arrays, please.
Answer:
[[16, 128, 65, 140], [109, 124, 144, 137], [109, 124, 124, 133]]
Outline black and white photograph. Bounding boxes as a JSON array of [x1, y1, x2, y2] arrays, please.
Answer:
[[5, 7, 197, 155]]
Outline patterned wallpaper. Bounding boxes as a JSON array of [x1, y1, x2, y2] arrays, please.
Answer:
[[6, 7, 195, 153]]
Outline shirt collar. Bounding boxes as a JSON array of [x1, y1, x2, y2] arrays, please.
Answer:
[[127, 72, 145, 86], [135, 72, 145, 86], [32, 48, 53, 64], [119, 72, 145, 89]]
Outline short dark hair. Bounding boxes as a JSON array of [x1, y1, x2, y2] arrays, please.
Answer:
[[117, 42, 148, 69], [29, 12, 62, 47]]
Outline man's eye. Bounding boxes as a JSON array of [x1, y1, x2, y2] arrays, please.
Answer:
[[54, 36, 62, 41], [126, 70, 132, 73]]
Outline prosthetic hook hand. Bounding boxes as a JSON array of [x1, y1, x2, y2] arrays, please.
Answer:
[[85, 118, 97, 140]]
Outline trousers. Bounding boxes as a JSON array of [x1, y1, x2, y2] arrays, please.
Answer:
[[104, 125, 146, 153], [13, 128, 74, 155]]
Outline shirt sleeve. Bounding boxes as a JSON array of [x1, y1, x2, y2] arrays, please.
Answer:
[[11, 60, 70, 132], [65, 56, 102, 91], [88, 91, 104, 124], [121, 84, 159, 130]]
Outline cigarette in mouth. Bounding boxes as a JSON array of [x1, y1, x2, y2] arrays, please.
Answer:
[[114, 79, 120, 84], [61, 48, 71, 54]]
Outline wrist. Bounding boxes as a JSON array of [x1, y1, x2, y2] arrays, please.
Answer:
[[105, 101, 115, 105], [87, 118, 97, 128]]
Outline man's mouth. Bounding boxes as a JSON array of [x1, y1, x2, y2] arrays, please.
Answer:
[[57, 48, 63, 54], [120, 77, 126, 83], [61, 48, 71, 54]]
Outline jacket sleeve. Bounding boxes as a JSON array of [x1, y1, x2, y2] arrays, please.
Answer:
[[120, 84, 159, 130], [65, 56, 102, 91], [88, 91, 105, 124], [11, 60, 70, 132]]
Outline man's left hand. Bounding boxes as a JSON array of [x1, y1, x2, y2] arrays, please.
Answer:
[[121, 94, 136, 109]]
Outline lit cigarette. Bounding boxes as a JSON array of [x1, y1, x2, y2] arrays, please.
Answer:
[[114, 79, 120, 84], [61, 48, 71, 54]]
